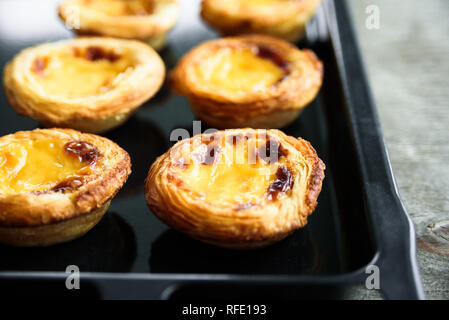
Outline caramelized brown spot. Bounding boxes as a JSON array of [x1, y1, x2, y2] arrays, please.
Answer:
[[254, 44, 290, 73], [31, 57, 48, 75], [167, 173, 175, 181], [175, 180, 184, 188], [72, 47, 82, 58], [64, 141, 99, 166], [51, 176, 84, 193], [258, 139, 288, 163], [84, 46, 120, 62], [267, 165, 294, 201], [166, 173, 185, 189]]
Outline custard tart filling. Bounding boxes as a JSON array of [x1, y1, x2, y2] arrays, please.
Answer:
[[30, 46, 135, 99], [145, 128, 325, 249], [4, 37, 165, 133], [169, 35, 323, 129], [169, 133, 294, 206], [0, 128, 131, 246], [194, 45, 288, 96], [0, 137, 100, 194]]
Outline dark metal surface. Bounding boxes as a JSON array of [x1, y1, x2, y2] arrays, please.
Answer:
[[0, 0, 423, 299]]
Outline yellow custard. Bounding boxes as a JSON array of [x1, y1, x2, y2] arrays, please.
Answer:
[[83, 0, 154, 16], [173, 136, 290, 206], [30, 47, 134, 99], [195, 47, 285, 95], [0, 138, 94, 194]]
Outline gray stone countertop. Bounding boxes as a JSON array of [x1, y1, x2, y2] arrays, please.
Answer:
[[347, 0, 449, 299]]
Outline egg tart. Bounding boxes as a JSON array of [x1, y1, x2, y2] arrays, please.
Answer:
[[58, 0, 179, 50], [145, 128, 325, 249], [169, 35, 323, 129], [3, 37, 165, 133], [0, 128, 131, 246], [201, 0, 322, 42]]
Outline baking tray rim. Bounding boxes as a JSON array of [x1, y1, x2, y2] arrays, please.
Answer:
[[323, 0, 424, 299]]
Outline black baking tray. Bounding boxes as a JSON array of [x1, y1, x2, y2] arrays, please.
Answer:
[[0, 0, 424, 299]]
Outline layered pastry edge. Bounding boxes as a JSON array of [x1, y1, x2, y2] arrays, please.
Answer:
[[145, 128, 325, 249], [58, 0, 180, 50], [201, 0, 322, 42], [0, 128, 131, 229], [169, 35, 323, 129], [3, 37, 165, 133]]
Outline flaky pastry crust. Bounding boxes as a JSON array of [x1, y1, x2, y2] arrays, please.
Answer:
[[201, 0, 322, 42], [0, 202, 110, 247], [169, 35, 323, 129], [145, 128, 325, 249], [3, 37, 165, 133], [0, 128, 131, 246], [58, 0, 179, 50]]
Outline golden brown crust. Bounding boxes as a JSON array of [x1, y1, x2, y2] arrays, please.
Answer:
[[201, 0, 322, 42], [3, 37, 165, 133], [0, 201, 109, 247], [282, 134, 325, 214], [169, 35, 323, 129], [145, 128, 325, 249], [0, 128, 131, 228], [58, 0, 179, 50]]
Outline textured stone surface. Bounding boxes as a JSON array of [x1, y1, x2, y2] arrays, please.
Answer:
[[347, 0, 449, 299]]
